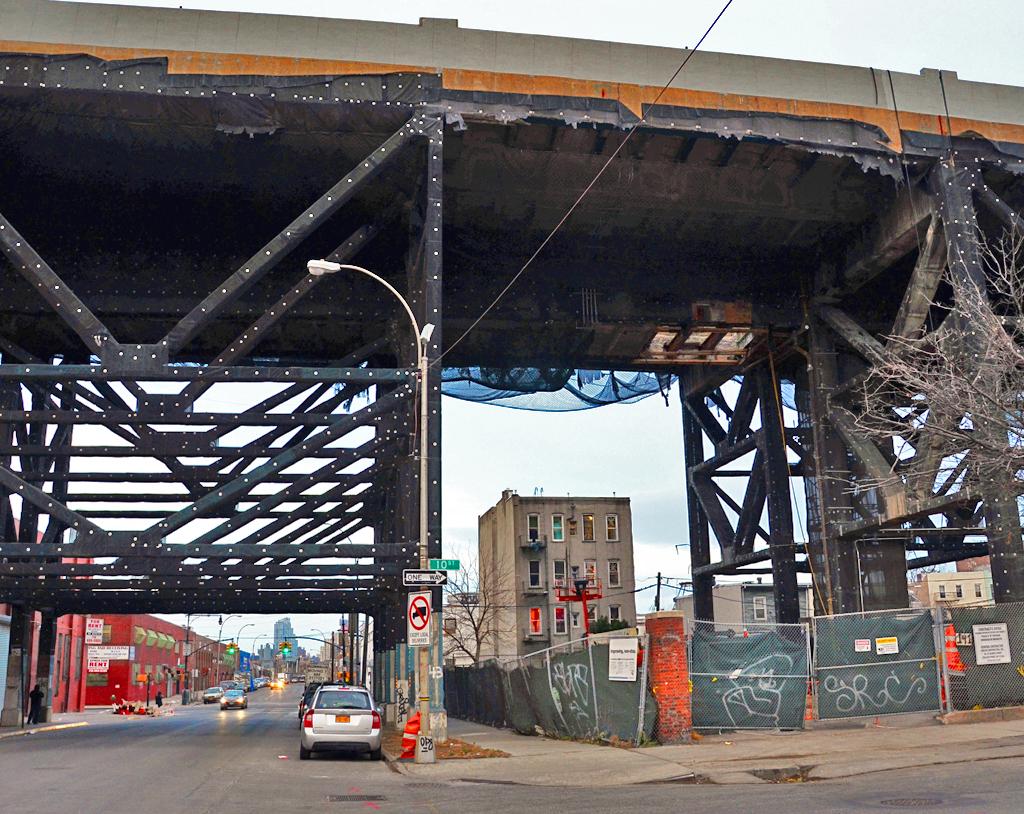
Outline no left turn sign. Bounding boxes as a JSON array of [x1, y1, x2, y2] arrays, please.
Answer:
[[407, 591, 431, 646]]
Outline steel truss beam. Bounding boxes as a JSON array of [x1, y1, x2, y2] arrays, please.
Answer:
[[0, 114, 448, 618], [797, 158, 1024, 611]]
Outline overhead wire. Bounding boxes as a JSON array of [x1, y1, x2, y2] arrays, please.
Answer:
[[433, 0, 736, 367]]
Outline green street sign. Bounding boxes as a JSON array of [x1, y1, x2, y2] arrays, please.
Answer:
[[429, 558, 460, 571]]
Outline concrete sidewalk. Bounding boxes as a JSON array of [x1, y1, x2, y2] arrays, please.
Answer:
[[390, 715, 1024, 786]]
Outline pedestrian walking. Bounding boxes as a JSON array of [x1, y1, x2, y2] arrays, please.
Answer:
[[26, 684, 44, 725], [155, 690, 163, 708]]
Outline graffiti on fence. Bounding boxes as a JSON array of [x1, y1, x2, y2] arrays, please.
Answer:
[[549, 661, 593, 726], [820, 671, 928, 715], [721, 653, 796, 728]]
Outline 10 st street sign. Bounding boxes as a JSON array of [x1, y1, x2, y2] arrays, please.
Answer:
[[428, 559, 460, 571], [403, 569, 448, 587]]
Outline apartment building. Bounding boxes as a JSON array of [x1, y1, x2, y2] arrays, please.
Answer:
[[909, 569, 994, 607], [478, 490, 637, 659], [674, 580, 813, 624]]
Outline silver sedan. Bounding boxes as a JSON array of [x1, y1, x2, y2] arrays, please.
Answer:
[[299, 687, 382, 760]]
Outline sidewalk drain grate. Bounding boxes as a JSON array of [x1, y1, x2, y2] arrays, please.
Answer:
[[327, 796, 386, 802], [879, 800, 943, 808]]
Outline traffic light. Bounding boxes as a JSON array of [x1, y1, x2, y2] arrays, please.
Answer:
[[279, 641, 292, 657], [225, 642, 238, 656]]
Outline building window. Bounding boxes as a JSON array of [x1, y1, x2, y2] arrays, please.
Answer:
[[609, 605, 621, 622], [529, 607, 543, 635], [584, 559, 597, 585], [554, 607, 567, 635], [938, 584, 947, 599], [553, 560, 567, 587], [608, 560, 621, 588], [606, 514, 619, 541], [528, 560, 542, 588], [955, 584, 963, 599], [582, 513, 595, 541], [527, 514, 540, 541], [552, 514, 564, 542], [975, 583, 983, 598], [571, 611, 581, 629], [753, 595, 768, 621]]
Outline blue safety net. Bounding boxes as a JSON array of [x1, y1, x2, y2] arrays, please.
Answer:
[[441, 367, 675, 411]]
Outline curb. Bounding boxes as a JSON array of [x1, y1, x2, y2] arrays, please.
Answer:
[[0, 721, 90, 740], [939, 705, 1024, 725]]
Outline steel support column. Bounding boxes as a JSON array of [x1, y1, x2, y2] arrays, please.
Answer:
[[33, 611, 57, 724], [757, 367, 800, 623], [681, 373, 714, 620], [933, 159, 1024, 602]]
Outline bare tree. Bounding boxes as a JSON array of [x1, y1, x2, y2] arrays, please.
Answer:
[[840, 227, 1024, 502], [443, 554, 516, 665]]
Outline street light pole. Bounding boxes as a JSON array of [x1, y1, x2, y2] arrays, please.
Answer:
[[234, 623, 254, 688], [312, 628, 336, 681], [214, 615, 240, 686], [307, 259, 437, 760]]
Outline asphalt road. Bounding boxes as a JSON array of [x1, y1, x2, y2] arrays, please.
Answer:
[[2, 685, 1022, 813]]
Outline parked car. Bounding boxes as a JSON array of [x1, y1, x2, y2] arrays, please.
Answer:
[[298, 682, 326, 723], [220, 689, 248, 710], [299, 686, 382, 761], [202, 687, 224, 704]]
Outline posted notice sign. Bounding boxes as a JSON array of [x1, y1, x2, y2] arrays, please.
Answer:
[[875, 636, 899, 656], [87, 659, 109, 674], [407, 591, 431, 647], [608, 638, 639, 682], [973, 623, 1012, 665], [88, 645, 131, 660], [85, 617, 104, 645]]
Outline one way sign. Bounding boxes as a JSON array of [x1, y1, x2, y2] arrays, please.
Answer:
[[403, 569, 448, 587]]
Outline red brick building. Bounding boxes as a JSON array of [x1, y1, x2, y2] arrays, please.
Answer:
[[83, 614, 228, 705]]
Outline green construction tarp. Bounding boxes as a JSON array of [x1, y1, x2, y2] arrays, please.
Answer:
[[690, 627, 808, 730], [814, 611, 940, 720], [445, 640, 656, 744]]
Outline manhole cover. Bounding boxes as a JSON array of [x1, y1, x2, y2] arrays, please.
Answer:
[[879, 800, 943, 808], [327, 795, 386, 802]]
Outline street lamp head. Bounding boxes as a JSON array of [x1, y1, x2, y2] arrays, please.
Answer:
[[420, 323, 435, 342], [307, 259, 342, 276]]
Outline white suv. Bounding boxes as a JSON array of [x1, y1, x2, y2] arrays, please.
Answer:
[[299, 686, 382, 761]]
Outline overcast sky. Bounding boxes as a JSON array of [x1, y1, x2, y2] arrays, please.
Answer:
[[133, 0, 1024, 645]]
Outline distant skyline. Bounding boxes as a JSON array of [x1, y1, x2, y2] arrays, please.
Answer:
[[144, 0, 1024, 642]]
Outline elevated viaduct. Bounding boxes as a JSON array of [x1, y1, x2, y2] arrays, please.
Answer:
[[1, 0, 1024, 703]]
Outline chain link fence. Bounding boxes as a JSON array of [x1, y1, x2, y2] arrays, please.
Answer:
[[444, 635, 655, 745], [938, 602, 1024, 712], [813, 608, 941, 720], [688, 618, 810, 731]]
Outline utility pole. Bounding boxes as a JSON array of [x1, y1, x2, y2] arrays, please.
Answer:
[[348, 613, 357, 683], [655, 572, 662, 612], [360, 615, 370, 687]]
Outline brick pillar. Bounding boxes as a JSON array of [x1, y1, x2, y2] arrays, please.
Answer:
[[645, 611, 691, 743]]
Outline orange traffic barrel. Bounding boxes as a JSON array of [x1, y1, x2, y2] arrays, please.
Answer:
[[401, 711, 421, 759]]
